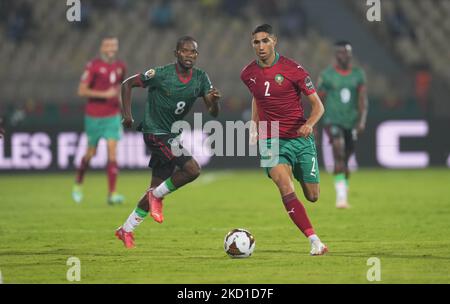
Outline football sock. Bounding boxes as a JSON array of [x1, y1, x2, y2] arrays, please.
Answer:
[[153, 178, 177, 198], [282, 192, 315, 237], [334, 173, 347, 202], [75, 156, 89, 184], [107, 161, 119, 194], [123, 207, 148, 232]]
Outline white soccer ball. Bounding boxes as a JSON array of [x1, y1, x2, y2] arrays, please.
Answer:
[[224, 228, 255, 258]]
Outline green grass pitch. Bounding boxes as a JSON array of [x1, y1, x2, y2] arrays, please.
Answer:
[[0, 169, 449, 283]]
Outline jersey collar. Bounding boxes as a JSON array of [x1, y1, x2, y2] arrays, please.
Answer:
[[257, 52, 279, 68], [175, 63, 193, 84], [334, 64, 352, 76]]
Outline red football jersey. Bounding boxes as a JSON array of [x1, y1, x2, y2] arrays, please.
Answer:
[[241, 54, 316, 139], [80, 58, 126, 117]]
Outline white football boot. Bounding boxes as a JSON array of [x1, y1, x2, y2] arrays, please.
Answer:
[[310, 240, 328, 256]]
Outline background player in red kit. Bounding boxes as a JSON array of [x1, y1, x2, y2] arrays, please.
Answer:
[[241, 24, 327, 255], [72, 36, 126, 205]]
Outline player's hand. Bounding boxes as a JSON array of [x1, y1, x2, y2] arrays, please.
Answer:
[[207, 87, 221, 101], [297, 123, 313, 138], [122, 116, 134, 129], [103, 87, 120, 99]]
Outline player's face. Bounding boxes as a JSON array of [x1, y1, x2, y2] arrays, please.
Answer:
[[335, 46, 352, 68], [100, 38, 119, 61], [175, 41, 199, 70], [252, 32, 277, 62]]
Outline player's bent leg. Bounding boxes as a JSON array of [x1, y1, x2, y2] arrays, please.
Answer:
[[72, 146, 97, 203], [117, 175, 168, 247], [173, 159, 201, 186], [269, 165, 327, 255], [106, 140, 124, 205]]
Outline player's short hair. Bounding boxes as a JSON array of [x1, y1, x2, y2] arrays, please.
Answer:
[[334, 40, 352, 50], [252, 24, 274, 36], [176, 36, 198, 51], [102, 35, 118, 41]]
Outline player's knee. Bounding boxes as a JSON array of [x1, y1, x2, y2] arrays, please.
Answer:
[[184, 161, 201, 181], [334, 161, 345, 173], [306, 193, 319, 203], [305, 188, 320, 202]]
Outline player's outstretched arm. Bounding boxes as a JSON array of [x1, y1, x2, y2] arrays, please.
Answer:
[[120, 74, 143, 128], [203, 87, 221, 118], [298, 92, 325, 138], [357, 85, 368, 134]]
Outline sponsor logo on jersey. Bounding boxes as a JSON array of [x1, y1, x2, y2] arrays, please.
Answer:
[[305, 76, 314, 91], [99, 67, 107, 74], [275, 74, 284, 85]]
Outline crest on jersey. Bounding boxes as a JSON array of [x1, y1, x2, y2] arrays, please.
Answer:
[[275, 74, 284, 85], [144, 69, 155, 79], [116, 68, 123, 75]]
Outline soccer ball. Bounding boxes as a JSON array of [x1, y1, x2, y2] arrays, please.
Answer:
[[224, 228, 255, 258]]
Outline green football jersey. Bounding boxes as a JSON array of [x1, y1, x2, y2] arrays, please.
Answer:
[[139, 63, 212, 134], [317, 66, 366, 129]]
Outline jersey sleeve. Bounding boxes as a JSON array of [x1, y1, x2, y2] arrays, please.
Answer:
[[199, 71, 213, 97], [80, 61, 95, 85], [357, 68, 367, 88], [295, 66, 316, 96], [139, 67, 159, 88]]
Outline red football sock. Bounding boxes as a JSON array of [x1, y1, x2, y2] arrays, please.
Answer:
[[282, 192, 315, 237], [75, 156, 89, 184], [107, 161, 119, 193]]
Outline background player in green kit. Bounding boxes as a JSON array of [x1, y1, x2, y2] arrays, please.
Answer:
[[317, 41, 368, 209], [115, 36, 221, 248]]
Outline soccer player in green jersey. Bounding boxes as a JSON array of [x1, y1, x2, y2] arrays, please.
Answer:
[[115, 36, 221, 248], [317, 41, 368, 209]]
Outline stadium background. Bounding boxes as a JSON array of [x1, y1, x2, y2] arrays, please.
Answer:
[[0, 0, 449, 171]]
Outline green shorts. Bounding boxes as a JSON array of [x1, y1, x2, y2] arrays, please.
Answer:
[[84, 114, 123, 147], [259, 136, 320, 184]]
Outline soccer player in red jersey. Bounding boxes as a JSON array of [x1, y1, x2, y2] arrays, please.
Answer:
[[241, 24, 327, 255], [72, 36, 127, 205]]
